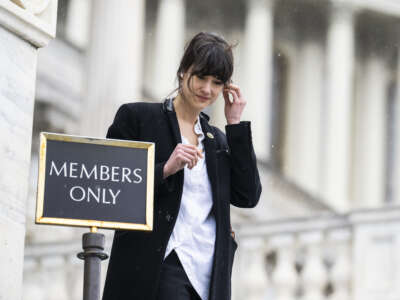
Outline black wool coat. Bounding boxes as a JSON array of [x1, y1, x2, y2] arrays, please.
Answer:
[[102, 98, 262, 300]]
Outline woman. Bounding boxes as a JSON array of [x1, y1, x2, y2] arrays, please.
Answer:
[[102, 32, 262, 300]]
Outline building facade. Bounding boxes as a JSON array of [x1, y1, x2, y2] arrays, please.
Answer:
[[5, 0, 400, 299]]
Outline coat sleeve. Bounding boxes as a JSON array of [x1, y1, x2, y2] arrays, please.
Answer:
[[225, 121, 262, 208], [107, 103, 174, 196]]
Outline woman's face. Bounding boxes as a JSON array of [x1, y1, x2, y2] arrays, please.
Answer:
[[180, 69, 225, 111]]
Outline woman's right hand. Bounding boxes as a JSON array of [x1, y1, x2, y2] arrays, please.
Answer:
[[163, 143, 203, 178]]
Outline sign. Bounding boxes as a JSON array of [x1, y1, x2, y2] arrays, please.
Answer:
[[36, 132, 154, 231]]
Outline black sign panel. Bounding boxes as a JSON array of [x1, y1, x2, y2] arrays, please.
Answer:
[[36, 133, 154, 231]]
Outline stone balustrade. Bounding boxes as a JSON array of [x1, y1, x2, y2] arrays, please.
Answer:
[[232, 207, 400, 300], [22, 207, 400, 300], [23, 235, 113, 300]]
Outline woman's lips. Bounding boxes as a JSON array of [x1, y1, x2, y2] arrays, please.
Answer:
[[196, 95, 210, 101]]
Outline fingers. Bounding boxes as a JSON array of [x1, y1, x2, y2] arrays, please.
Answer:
[[223, 88, 239, 104], [179, 144, 203, 159], [177, 149, 198, 169], [225, 83, 243, 99], [223, 83, 246, 125], [165, 143, 204, 176], [224, 84, 247, 109], [223, 89, 233, 104], [175, 144, 203, 169]]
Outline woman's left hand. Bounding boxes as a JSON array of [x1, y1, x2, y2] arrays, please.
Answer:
[[223, 83, 246, 125]]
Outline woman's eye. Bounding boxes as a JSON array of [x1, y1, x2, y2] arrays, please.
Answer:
[[197, 75, 205, 80], [214, 81, 223, 85]]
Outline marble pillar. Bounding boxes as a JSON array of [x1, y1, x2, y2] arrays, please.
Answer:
[[284, 43, 301, 176], [285, 40, 324, 195], [393, 46, 400, 205], [80, 0, 145, 137], [64, 0, 91, 48], [323, 4, 355, 211], [242, 0, 274, 161], [353, 55, 387, 208], [0, 0, 57, 298], [152, 0, 185, 99]]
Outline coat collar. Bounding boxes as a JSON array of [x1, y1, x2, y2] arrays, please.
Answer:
[[162, 98, 210, 121], [200, 117, 219, 212]]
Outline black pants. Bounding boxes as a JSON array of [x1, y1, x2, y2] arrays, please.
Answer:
[[156, 250, 202, 300]]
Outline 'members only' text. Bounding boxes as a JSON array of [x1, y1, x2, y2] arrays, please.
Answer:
[[49, 161, 143, 205]]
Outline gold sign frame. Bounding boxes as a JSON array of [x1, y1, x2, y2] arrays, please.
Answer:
[[36, 132, 154, 231]]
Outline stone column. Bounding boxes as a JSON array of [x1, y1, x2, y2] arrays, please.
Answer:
[[151, 0, 185, 99], [80, 0, 145, 137], [0, 0, 58, 298], [64, 0, 91, 48], [393, 46, 400, 205], [285, 40, 324, 195], [323, 4, 355, 211], [353, 55, 387, 208], [242, 0, 274, 161]]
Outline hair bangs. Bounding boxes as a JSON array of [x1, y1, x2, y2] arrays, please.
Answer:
[[191, 44, 233, 84]]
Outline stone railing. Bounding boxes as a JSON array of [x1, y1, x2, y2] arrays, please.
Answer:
[[232, 207, 400, 300], [23, 235, 113, 300], [22, 207, 400, 300]]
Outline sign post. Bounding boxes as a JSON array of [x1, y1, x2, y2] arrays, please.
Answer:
[[77, 227, 108, 300], [35, 132, 155, 300]]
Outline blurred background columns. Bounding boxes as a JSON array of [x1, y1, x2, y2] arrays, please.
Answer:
[[353, 55, 387, 208], [80, 0, 145, 137], [152, 0, 186, 99], [393, 44, 400, 205], [323, 3, 355, 211], [286, 38, 324, 196], [242, 0, 274, 162]]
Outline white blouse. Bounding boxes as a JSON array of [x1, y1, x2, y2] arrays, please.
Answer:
[[164, 116, 216, 300]]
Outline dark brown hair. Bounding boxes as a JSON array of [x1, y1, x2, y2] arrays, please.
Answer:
[[176, 32, 235, 93]]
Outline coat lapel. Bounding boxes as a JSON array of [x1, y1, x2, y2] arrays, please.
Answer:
[[200, 116, 219, 207]]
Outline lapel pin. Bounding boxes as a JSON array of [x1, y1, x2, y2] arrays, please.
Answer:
[[207, 132, 214, 139]]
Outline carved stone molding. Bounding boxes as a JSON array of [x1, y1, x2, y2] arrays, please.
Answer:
[[0, 0, 57, 47], [10, 0, 50, 15]]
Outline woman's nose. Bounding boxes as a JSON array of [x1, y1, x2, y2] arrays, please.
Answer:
[[200, 80, 212, 94]]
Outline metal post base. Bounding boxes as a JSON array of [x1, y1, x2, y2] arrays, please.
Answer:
[[77, 232, 109, 300]]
